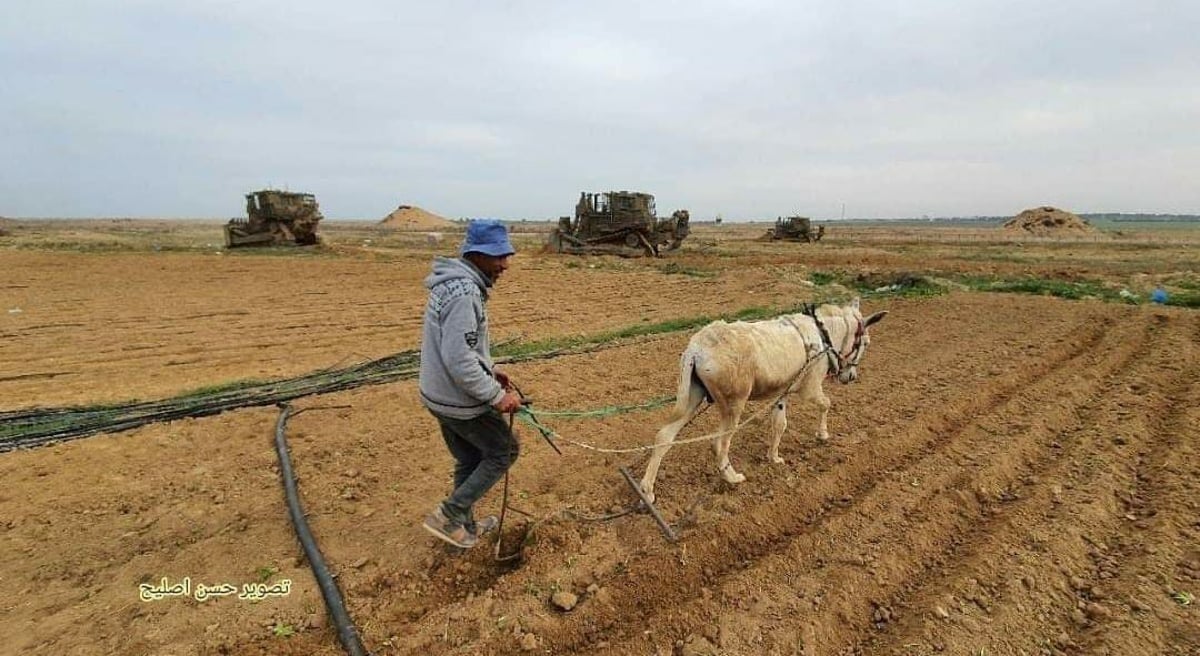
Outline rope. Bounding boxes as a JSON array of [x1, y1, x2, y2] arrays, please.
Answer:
[[528, 395, 676, 419], [514, 348, 829, 455], [489, 347, 830, 553]]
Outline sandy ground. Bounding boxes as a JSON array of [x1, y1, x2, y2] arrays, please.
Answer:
[[1, 222, 1198, 656]]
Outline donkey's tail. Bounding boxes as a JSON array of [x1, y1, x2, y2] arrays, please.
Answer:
[[671, 347, 712, 420]]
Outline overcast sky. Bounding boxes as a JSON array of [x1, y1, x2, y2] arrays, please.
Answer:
[[3, 1, 1199, 220]]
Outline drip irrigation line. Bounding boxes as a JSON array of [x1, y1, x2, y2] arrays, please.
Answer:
[[1, 350, 423, 452], [0, 331, 667, 453], [1, 310, 830, 454]]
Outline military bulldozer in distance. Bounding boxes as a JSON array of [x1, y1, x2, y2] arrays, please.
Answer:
[[223, 190, 324, 248], [764, 215, 824, 243], [547, 191, 690, 257]]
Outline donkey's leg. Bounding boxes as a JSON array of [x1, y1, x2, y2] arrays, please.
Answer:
[[715, 398, 747, 484], [640, 383, 706, 504], [814, 386, 832, 441], [767, 398, 788, 464]]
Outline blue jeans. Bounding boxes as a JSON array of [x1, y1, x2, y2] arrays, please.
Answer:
[[432, 409, 519, 532]]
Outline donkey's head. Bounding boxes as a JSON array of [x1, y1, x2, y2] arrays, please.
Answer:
[[835, 298, 888, 384]]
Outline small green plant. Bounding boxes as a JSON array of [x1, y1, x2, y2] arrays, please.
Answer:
[[1172, 590, 1195, 606], [256, 565, 279, 583], [809, 271, 838, 285], [272, 622, 295, 638]]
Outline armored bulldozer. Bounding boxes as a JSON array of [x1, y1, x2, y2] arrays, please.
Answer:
[[765, 215, 824, 243], [223, 190, 323, 248], [547, 191, 689, 257]]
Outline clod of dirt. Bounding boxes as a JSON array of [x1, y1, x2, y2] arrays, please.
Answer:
[[551, 590, 579, 611], [519, 632, 539, 651], [682, 635, 718, 656], [1002, 206, 1097, 235]]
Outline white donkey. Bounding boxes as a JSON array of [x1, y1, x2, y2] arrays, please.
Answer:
[[640, 298, 887, 503]]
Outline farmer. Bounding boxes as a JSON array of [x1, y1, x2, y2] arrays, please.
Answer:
[[418, 219, 523, 549]]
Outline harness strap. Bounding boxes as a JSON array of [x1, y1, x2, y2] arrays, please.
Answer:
[[801, 304, 842, 376]]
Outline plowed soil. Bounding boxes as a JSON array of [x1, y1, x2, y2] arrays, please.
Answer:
[[2, 222, 1197, 656]]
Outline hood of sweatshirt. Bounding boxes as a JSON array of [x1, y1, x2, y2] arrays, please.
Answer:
[[423, 256, 492, 298]]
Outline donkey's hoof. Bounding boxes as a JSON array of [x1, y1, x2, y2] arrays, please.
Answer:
[[722, 470, 746, 484], [639, 484, 656, 505], [770, 455, 786, 465]]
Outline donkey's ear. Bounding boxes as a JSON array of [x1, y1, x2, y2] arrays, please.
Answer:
[[849, 296, 861, 310], [864, 310, 888, 327]]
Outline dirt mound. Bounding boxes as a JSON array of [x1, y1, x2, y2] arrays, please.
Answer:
[[1003, 206, 1096, 235], [379, 205, 455, 230]]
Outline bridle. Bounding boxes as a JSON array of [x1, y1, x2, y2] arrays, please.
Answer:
[[838, 314, 867, 369], [799, 304, 867, 379]]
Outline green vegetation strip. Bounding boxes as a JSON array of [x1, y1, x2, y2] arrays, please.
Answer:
[[811, 269, 1200, 307]]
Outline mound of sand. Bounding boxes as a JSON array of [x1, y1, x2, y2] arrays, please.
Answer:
[[379, 205, 455, 230], [1003, 206, 1096, 235]]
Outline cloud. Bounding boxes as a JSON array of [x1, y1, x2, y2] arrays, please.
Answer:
[[2, 0, 1199, 218]]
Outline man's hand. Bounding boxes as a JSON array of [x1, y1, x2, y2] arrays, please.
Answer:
[[493, 390, 522, 414], [495, 370, 514, 391]]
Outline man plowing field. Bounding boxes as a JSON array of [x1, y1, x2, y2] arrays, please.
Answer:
[[418, 220, 523, 550]]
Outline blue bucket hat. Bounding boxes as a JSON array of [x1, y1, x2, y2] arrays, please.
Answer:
[[460, 219, 515, 257]]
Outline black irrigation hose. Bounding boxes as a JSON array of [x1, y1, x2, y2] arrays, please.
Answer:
[[273, 404, 370, 656], [0, 337, 641, 452]]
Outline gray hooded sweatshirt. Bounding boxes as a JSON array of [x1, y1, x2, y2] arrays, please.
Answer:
[[418, 256, 506, 419]]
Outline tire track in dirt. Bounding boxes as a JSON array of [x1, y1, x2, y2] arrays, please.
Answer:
[[413, 304, 1124, 653], [579, 307, 1154, 655]]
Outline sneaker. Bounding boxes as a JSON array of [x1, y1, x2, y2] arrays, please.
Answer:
[[472, 515, 499, 538], [422, 507, 477, 549]]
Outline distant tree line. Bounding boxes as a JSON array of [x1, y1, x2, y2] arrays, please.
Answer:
[[856, 213, 1200, 224], [1081, 213, 1200, 222]]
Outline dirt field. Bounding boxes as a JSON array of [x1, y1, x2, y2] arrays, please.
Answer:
[[2, 221, 1198, 656]]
